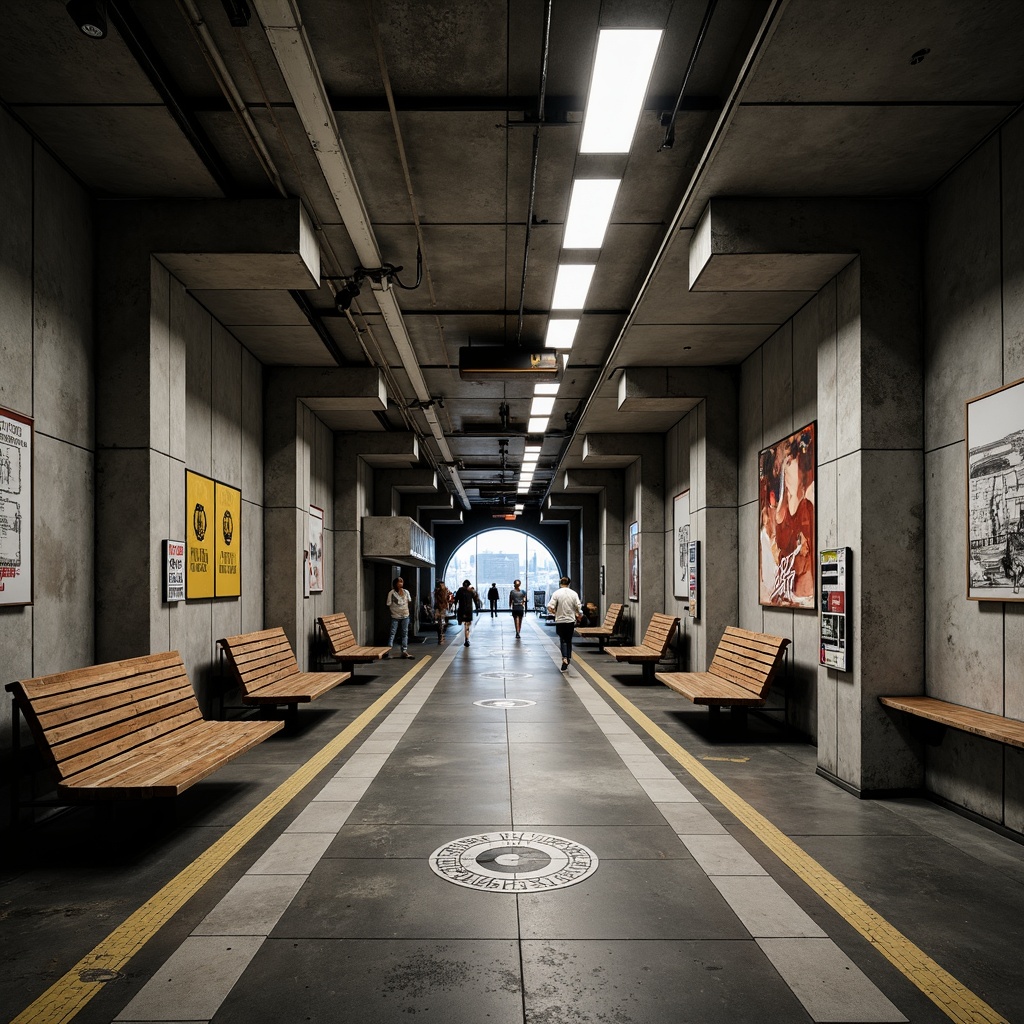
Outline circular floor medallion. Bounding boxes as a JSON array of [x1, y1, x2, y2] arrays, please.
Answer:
[[479, 671, 533, 680], [473, 698, 537, 708], [429, 831, 598, 892]]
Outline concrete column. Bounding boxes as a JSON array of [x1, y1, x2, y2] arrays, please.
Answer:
[[562, 469, 625, 618], [692, 198, 924, 793]]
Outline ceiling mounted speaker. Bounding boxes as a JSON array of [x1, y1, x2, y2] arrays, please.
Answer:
[[66, 0, 107, 38], [459, 347, 561, 381]]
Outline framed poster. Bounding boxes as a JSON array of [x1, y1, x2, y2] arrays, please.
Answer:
[[215, 482, 241, 597], [628, 521, 639, 601], [966, 376, 1024, 601], [758, 422, 816, 609], [163, 539, 185, 603], [672, 490, 690, 600], [308, 504, 324, 593], [0, 407, 33, 606], [186, 470, 215, 599]]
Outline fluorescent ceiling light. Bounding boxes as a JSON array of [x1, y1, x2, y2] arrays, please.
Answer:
[[531, 396, 555, 417], [522, 456, 539, 468], [546, 319, 580, 349], [518, 480, 532, 493], [515, 504, 524, 512], [534, 382, 560, 395], [525, 445, 542, 454], [528, 417, 549, 433], [551, 265, 595, 310], [563, 179, 620, 248], [580, 29, 662, 154], [562, 354, 570, 370]]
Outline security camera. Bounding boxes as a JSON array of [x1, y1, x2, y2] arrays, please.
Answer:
[[66, 0, 107, 38]]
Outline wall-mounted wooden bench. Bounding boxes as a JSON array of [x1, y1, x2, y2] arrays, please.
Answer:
[[218, 627, 350, 716], [6, 651, 282, 803], [879, 695, 1024, 749], [316, 612, 390, 678], [657, 627, 790, 730], [576, 602, 624, 652], [608, 612, 680, 682]]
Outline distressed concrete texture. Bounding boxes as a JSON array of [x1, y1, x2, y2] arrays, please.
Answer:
[[1005, 111, 1024, 381], [737, 500, 762, 633], [33, 149, 93, 451], [739, 348, 762, 507], [925, 135, 1003, 453], [32, 436, 94, 675], [816, 279, 839, 467], [925, 730, 1004, 824], [0, 110, 34, 415]]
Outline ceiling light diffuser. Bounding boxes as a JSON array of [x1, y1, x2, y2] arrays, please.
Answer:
[[580, 29, 662, 154], [563, 179, 620, 248], [528, 417, 549, 433], [534, 382, 559, 395], [551, 265, 595, 310], [546, 319, 580, 349], [531, 396, 555, 417]]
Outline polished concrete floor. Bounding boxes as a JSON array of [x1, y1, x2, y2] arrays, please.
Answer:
[[3, 614, 1023, 1024]]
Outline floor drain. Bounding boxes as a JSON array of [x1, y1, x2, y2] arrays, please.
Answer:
[[79, 968, 124, 983]]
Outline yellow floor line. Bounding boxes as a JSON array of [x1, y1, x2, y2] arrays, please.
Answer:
[[574, 653, 1008, 1024], [9, 661, 427, 1024]]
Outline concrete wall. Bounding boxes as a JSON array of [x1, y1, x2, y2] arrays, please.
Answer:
[[923, 115, 1024, 832], [0, 109, 94, 770]]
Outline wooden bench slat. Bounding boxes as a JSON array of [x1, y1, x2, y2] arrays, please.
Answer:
[[220, 627, 353, 706], [657, 627, 790, 719], [609, 614, 680, 665], [879, 696, 1024, 749], [317, 613, 390, 664], [62, 719, 283, 798], [9, 651, 282, 800], [658, 672, 769, 706]]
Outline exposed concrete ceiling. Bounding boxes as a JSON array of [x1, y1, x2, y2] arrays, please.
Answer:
[[2, 0, 1021, 510]]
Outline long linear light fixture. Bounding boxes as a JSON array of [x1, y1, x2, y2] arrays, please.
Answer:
[[580, 29, 663, 154], [563, 178, 621, 248], [551, 264, 595, 309]]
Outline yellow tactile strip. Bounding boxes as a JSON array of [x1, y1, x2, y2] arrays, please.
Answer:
[[9, 662, 426, 1024], [574, 653, 1009, 1024]]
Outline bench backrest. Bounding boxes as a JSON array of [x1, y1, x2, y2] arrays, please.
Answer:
[[318, 612, 357, 655], [602, 603, 624, 631], [6, 651, 202, 784], [709, 626, 790, 698], [640, 613, 681, 655], [218, 627, 301, 697]]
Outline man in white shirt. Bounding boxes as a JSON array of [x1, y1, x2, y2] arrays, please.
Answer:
[[547, 576, 582, 672], [385, 577, 414, 658]]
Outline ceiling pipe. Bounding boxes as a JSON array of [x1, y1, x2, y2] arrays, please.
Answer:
[[514, 0, 553, 346], [251, 0, 470, 508]]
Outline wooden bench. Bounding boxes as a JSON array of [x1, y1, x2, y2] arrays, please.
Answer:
[[879, 696, 1024, 749], [218, 627, 351, 714], [608, 612, 681, 682], [5, 651, 282, 801], [576, 602, 624, 652], [657, 627, 790, 729], [316, 612, 390, 677]]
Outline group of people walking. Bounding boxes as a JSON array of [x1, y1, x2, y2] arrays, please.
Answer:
[[387, 574, 582, 668]]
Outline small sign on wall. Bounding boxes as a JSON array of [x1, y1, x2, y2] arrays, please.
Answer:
[[164, 540, 185, 602], [687, 540, 700, 620], [819, 547, 851, 671]]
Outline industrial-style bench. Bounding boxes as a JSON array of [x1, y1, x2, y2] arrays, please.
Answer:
[[576, 602, 624, 652], [656, 626, 790, 730], [316, 612, 390, 678], [5, 651, 282, 803], [879, 695, 1024, 750], [218, 626, 350, 715], [608, 612, 681, 683]]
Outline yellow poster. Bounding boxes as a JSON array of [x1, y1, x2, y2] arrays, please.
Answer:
[[215, 481, 242, 597], [186, 471, 215, 599]]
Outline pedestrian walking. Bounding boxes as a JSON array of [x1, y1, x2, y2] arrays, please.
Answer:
[[509, 579, 527, 638], [385, 576, 414, 658], [454, 579, 482, 646], [487, 583, 500, 617], [433, 580, 452, 644], [547, 576, 582, 671]]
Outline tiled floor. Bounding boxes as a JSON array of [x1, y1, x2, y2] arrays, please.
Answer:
[[3, 615, 1023, 1023]]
